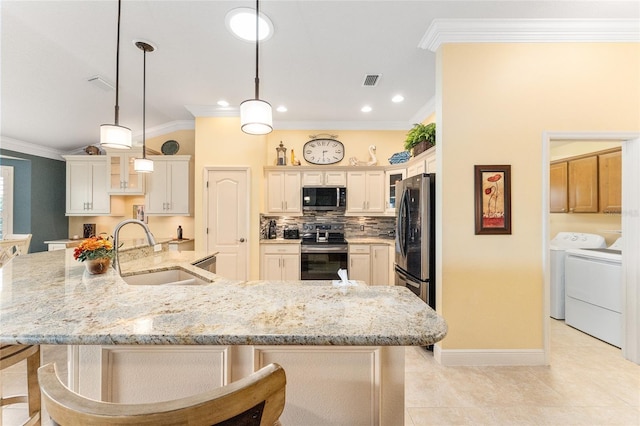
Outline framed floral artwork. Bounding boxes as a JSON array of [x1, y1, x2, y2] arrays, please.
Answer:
[[474, 165, 511, 235]]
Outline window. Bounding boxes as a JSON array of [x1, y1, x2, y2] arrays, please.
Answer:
[[0, 165, 14, 237]]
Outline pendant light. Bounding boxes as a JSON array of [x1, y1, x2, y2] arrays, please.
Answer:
[[100, 0, 132, 149], [133, 41, 154, 173], [240, 0, 273, 135]]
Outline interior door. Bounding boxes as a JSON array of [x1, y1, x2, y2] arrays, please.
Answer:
[[205, 168, 249, 280]]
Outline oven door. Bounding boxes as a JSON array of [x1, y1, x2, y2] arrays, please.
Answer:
[[301, 246, 348, 280]]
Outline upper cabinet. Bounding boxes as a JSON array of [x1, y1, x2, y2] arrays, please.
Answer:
[[549, 162, 568, 213], [384, 168, 406, 215], [550, 148, 621, 214], [598, 149, 621, 214], [106, 149, 145, 194], [301, 171, 346, 187], [265, 171, 302, 215], [145, 156, 191, 216], [63, 156, 110, 216], [568, 155, 598, 213], [406, 147, 435, 178], [346, 170, 385, 214]]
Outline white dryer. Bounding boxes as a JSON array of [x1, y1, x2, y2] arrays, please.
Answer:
[[565, 238, 623, 347], [549, 232, 606, 319]]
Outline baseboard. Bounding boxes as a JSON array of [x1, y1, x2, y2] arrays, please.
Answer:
[[433, 344, 547, 366]]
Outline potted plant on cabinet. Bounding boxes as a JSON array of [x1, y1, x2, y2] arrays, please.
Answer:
[[404, 123, 436, 156]]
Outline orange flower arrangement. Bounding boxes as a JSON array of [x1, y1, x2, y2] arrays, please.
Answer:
[[73, 235, 115, 262]]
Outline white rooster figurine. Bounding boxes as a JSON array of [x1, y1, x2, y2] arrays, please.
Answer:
[[349, 145, 377, 166]]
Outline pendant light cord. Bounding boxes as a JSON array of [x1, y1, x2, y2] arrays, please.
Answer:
[[254, 0, 260, 100], [142, 47, 147, 159], [114, 0, 122, 126]]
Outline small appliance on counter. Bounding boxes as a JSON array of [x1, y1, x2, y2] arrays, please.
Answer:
[[268, 220, 277, 239], [283, 227, 299, 239]]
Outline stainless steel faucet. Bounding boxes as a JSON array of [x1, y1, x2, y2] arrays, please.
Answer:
[[112, 219, 157, 275]]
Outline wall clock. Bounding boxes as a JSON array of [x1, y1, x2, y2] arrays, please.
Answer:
[[303, 138, 345, 165]]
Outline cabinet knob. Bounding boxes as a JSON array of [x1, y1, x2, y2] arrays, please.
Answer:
[[239, 238, 245, 243]]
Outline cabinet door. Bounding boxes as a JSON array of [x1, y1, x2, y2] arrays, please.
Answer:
[[281, 254, 300, 280], [407, 161, 425, 178], [349, 253, 370, 284], [145, 161, 169, 214], [166, 160, 190, 214], [324, 171, 346, 186], [385, 169, 406, 214], [107, 151, 144, 194], [599, 150, 621, 214], [66, 160, 109, 215], [262, 254, 284, 280], [568, 156, 598, 213], [282, 172, 301, 214], [365, 171, 385, 213], [424, 150, 436, 173], [346, 172, 367, 213], [550, 162, 568, 213], [301, 172, 323, 187], [370, 245, 390, 286]]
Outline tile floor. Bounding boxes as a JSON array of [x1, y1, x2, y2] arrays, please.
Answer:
[[1, 319, 639, 425]]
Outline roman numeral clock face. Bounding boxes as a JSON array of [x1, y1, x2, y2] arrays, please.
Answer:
[[303, 139, 345, 165]]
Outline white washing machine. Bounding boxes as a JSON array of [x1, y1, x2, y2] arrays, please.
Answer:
[[549, 232, 606, 319], [565, 238, 623, 347]]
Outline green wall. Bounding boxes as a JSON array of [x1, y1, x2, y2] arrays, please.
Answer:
[[0, 149, 67, 252]]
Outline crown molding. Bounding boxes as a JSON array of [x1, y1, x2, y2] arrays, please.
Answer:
[[132, 120, 195, 144], [410, 96, 436, 125], [420, 19, 640, 52], [184, 105, 239, 117], [0, 136, 66, 161], [273, 120, 413, 131]]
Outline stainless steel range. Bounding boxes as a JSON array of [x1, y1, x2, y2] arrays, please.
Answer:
[[300, 223, 348, 280]]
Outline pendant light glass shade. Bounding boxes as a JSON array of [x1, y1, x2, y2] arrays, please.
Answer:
[[240, 0, 272, 135], [240, 99, 273, 135], [134, 157, 153, 173], [100, 0, 131, 149], [100, 124, 132, 149]]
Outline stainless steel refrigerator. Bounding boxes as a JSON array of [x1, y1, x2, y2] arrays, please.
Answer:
[[395, 173, 435, 308]]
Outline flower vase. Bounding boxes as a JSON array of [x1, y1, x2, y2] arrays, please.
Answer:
[[85, 258, 111, 275]]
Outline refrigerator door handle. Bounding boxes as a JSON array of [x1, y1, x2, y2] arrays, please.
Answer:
[[397, 189, 409, 258]]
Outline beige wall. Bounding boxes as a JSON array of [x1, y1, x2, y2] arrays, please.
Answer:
[[438, 43, 640, 350]]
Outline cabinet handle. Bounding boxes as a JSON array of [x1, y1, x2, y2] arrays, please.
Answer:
[[284, 201, 288, 210]]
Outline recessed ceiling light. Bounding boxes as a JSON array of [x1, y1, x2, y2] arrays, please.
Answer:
[[361, 105, 372, 113], [276, 105, 287, 112], [225, 8, 273, 42], [217, 100, 230, 107], [392, 95, 404, 103]]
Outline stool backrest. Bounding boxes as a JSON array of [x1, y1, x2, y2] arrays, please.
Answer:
[[3, 233, 32, 255], [38, 362, 286, 426]]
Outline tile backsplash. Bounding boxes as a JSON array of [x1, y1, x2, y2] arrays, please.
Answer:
[[260, 211, 396, 239]]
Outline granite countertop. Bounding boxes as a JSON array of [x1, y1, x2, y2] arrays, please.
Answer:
[[259, 238, 301, 244], [346, 237, 395, 245], [0, 250, 447, 347]]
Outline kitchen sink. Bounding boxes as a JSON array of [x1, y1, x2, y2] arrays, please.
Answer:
[[122, 268, 212, 286]]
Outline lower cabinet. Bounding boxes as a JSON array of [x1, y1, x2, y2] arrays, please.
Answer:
[[260, 243, 300, 280], [71, 344, 405, 426], [349, 244, 390, 285]]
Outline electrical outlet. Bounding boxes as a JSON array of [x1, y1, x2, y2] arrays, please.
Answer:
[[153, 244, 162, 252], [360, 225, 365, 231]]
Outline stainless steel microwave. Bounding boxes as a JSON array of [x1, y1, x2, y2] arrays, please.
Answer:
[[302, 187, 347, 210]]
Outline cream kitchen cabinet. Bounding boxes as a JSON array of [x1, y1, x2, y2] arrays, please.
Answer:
[[106, 149, 145, 194], [145, 156, 190, 216], [63, 156, 110, 216], [407, 148, 435, 177], [385, 168, 406, 215], [260, 243, 300, 280], [301, 170, 346, 187], [265, 171, 302, 215], [346, 170, 385, 214], [348, 244, 390, 285]]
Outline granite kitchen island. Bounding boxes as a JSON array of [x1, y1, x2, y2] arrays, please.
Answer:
[[1, 249, 447, 425]]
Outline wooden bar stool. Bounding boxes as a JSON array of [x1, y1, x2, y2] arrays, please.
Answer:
[[38, 362, 285, 425], [0, 345, 41, 426]]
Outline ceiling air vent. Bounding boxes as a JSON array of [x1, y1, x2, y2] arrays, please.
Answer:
[[362, 74, 381, 87]]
